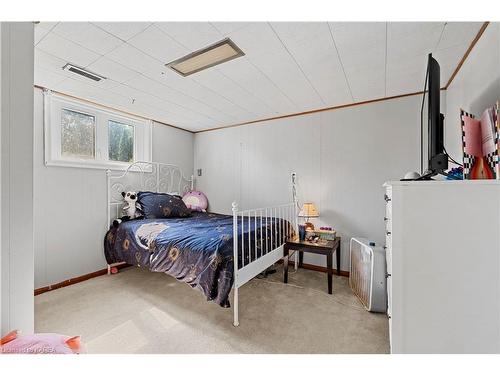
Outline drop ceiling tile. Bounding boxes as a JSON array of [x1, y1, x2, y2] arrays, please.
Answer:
[[35, 48, 66, 71], [218, 57, 296, 114], [108, 83, 206, 124], [386, 55, 427, 78], [105, 43, 166, 81], [437, 22, 483, 50], [328, 22, 354, 31], [154, 22, 223, 50], [123, 75, 209, 116], [249, 50, 324, 110], [123, 75, 236, 124], [349, 71, 386, 102], [127, 25, 187, 63], [228, 23, 324, 110], [52, 22, 123, 55], [271, 22, 352, 105], [37, 32, 100, 67], [34, 25, 51, 45], [302, 68, 352, 106], [38, 22, 58, 30], [386, 70, 424, 96], [228, 22, 284, 58], [331, 22, 386, 72], [331, 22, 386, 50], [387, 22, 445, 63], [34, 67, 67, 88], [92, 22, 152, 41], [193, 69, 273, 117], [388, 22, 444, 37], [270, 22, 324, 42], [342, 48, 386, 76], [210, 22, 254, 35], [54, 77, 131, 109], [87, 56, 141, 84], [157, 72, 246, 119], [386, 55, 427, 95]]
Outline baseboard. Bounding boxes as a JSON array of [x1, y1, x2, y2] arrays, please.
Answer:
[[279, 259, 350, 277], [34, 258, 348, 296], [34, 263, 131, 296]]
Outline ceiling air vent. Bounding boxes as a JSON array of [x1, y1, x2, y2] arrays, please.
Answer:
[[62, 63, 106, 82]]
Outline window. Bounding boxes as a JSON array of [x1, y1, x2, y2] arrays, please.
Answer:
[[61, 109, 96, 159], [108, 120, 134, 163], [44, 90, 151, 169]]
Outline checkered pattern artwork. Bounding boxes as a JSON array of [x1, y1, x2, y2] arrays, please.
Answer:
[[461, 104, 500, 180], [496, 101, 500, 178], [461, 109, 475, 179]]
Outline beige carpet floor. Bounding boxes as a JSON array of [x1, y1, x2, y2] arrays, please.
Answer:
[[35, 265, 389, 354]]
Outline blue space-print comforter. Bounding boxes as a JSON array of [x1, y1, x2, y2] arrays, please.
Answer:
[[104, 212, 292, 307]]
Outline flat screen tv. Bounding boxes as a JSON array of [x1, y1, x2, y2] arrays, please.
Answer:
[[418, 53, 448, 180]]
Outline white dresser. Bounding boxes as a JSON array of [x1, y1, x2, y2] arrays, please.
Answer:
[[384, 180, 500, 353]]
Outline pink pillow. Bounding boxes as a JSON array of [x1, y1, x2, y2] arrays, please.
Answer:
[[182, 191, 208, 212], [1, 330, 82, 354]]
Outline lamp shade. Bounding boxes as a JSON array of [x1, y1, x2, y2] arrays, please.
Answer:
[[298, 202, 319, 218]]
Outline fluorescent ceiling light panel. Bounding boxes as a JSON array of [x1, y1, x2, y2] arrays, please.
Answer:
[[166, 38, 245, 76], [62, 63, 106, 82]]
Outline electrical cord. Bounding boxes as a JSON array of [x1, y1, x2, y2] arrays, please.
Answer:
[[443, 145, 463, 167]]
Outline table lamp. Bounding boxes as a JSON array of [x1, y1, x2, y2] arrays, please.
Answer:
[[299, 202, 319, 230]]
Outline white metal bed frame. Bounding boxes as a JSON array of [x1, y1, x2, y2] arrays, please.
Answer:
[[106, 161, 298, 326]]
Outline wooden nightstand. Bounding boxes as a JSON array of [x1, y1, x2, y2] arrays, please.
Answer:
[[283, 237, 341, 294]]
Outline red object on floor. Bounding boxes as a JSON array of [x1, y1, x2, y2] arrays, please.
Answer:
[[111, 267, 118, 274]]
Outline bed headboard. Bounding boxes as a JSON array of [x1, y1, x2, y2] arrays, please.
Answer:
[[106, 161, 194, 227]]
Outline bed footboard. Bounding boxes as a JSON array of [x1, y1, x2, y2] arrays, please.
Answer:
[[232, 201, 298, 326]]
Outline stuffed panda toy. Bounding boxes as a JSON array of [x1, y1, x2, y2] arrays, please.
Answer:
[[112, 191, 143, 228]]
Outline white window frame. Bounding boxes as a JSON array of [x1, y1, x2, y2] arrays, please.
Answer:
[[43, 89, 152, 170]]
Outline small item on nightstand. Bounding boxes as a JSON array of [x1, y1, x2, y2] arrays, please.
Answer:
[[305, 229, 316, 241], [298, 225, 306, 241], [314, 228, 336, 241]]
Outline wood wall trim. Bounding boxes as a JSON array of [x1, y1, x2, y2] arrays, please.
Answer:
[[34, 260, 347, 296], [444, 21, 490, 89], [33, 85, 195, 134], [195, 90, 428, 133], [34, 264, 130, 296]]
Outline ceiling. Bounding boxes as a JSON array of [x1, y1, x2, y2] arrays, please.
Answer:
[[34, 22, 484, 132]]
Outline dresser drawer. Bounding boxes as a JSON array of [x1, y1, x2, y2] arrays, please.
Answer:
[[387, 273, 392, 316], [385, 215, 392, 232], [385, 244, 392, 274], [385, 229, 392, 249], [385, 200, 392, 221]]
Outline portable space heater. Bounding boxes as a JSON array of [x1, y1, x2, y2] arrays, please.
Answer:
[[349, 237, 387, 312]]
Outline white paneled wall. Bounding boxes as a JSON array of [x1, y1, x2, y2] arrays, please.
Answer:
[[445, 23, 500, 160], [33, 88, 194, 288], [1, 23, 34, 335], [194, 95, 422, 270]]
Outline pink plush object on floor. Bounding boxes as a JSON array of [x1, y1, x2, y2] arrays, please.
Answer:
[[1, 330, 82, 354], [182, 190, 208, 212]]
